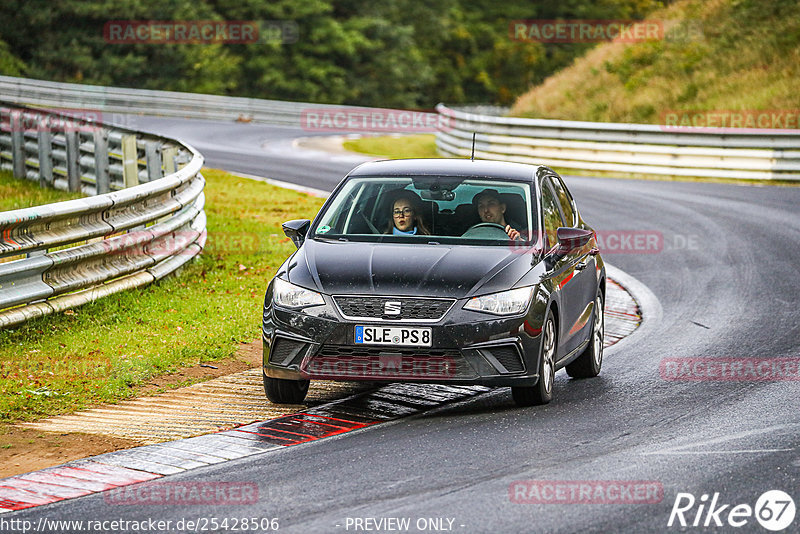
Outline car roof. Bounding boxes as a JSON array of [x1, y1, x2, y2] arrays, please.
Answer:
[[346, 158, 543, 182]]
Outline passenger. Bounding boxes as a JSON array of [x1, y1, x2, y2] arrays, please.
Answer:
[[472, 188, 522, 240], [386, 190, 430, 235]]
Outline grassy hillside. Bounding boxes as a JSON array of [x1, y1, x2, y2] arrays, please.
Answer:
[[510, 0, 800, 124]]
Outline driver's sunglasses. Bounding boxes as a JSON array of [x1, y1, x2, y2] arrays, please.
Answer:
[[393, 208, 414, 217]]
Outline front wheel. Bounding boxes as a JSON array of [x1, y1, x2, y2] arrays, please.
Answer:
[[263, 373, 310, 404], [566, 290, 604, 379], [512, 310, 556, 407]]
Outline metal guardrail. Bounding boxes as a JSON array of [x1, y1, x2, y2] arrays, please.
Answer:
[[435, 105, 800, 180], [0, 75, 367, 126], [5, 76, 798, 181], [0, 102, 206, 329]]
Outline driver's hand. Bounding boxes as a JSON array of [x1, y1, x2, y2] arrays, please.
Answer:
[[505, 225, 521, 240]]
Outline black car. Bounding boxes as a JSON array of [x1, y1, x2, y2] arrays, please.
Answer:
[[262, 159, 605, 407]]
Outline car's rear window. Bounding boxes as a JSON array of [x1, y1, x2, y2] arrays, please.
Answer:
[[311, 176, 539, 246]]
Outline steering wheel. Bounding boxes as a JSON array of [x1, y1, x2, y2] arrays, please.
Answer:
[[462, 222, 508, 238]]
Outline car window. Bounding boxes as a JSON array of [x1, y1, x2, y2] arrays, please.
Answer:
[[541, 179, 564, 249], [547, 174, 577, 227], [312, 176, 539, 246]]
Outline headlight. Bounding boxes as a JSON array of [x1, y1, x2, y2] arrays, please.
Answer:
[[272, 278, 325, 309], [464, 286, 534, 316]]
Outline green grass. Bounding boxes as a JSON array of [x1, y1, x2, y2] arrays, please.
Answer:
[[0, 170, 84, 210], [343, 134, 440, 159], [510, 0, 800, 125], [0, 168, 325, 424]]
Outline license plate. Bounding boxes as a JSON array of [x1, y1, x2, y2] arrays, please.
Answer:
[[355, 326, 432, 347]]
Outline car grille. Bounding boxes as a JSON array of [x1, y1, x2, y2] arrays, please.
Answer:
[[485, 344, 525, 373], [269, 337, 309, 365], [333, 296, 454, 321], [304, 345, 476, 379]]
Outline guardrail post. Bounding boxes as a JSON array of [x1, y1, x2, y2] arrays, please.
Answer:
[[37, 116, 53, 188], [121, 134, 139, 188], [162, 146, 178, 174], [64, 130, 81, 192], [145, 140, 162, 182], [93, 129, 110, 194], [0, 99, 207, 330], [10, 110, 25, 179]]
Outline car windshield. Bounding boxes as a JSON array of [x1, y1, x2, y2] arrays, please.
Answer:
[[311, 176, 539, 246]]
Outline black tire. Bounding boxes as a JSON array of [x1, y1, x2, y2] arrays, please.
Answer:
[[512, 309, 556, 407], [263, 373, 310, 404], [566, 290, 604, 379]]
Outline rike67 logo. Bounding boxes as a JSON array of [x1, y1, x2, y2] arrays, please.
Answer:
[[668, 490, 796, 531]]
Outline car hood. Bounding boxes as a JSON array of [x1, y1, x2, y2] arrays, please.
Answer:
[[285, 239, 533, 299]]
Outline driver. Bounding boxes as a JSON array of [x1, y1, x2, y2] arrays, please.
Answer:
[[472, 189, 522, 240]]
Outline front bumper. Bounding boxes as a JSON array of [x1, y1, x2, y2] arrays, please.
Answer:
[[262, 294, 547, 388]]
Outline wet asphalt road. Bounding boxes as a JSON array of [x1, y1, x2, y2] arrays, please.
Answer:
[[11, 117, 800, 533]]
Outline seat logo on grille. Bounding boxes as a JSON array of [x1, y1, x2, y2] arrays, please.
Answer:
[[384, 301, 402, 316]]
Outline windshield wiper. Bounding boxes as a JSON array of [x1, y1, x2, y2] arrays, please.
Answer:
[[312, 235, 348, 242]]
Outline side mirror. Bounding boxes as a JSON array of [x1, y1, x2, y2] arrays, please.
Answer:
[[282, 219, 311, 249], [550, 227, 594, 261]]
